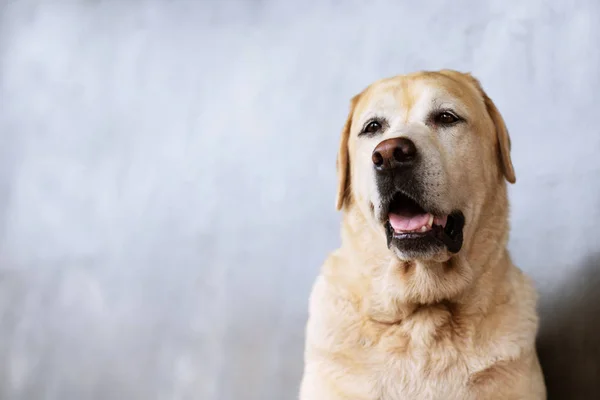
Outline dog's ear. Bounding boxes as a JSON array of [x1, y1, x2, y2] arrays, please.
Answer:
[[336, 94, 361, 210], [466, 74, 517, 184]]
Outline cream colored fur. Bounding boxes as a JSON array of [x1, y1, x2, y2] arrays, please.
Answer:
[[299, 70, 546, 400]]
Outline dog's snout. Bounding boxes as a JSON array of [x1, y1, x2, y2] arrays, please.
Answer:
[[372, 137, 417, 172]]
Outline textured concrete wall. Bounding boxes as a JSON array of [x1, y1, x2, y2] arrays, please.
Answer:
[[0, 1, 599, 399]]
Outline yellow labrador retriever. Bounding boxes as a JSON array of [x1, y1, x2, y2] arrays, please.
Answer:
[[299, 70, 546, 399]]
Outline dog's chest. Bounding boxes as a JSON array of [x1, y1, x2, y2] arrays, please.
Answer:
[[366, 312, 478, 399], [375, 342, 472, 400]]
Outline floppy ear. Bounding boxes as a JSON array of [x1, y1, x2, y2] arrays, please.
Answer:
[[335, 94, 360, 210], [482, 91, 516, 184], [466, 74, 517, 184]]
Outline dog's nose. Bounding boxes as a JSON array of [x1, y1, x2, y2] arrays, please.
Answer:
[[372, 137, 417, 171]]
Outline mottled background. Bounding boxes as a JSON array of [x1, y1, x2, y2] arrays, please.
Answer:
[[0, 0, 599, 399]]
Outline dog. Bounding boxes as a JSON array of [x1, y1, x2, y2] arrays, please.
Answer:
[[299, 70, 546, 399]]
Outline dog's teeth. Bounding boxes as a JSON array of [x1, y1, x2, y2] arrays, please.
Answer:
[[420, 225, 428, 232], [427, 214, 434, 227]]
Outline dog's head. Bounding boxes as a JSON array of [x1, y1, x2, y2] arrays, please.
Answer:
[[336, 70, 515, 262]]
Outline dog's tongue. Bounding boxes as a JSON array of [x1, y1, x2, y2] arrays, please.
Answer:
[[389, 212, 430, 232]]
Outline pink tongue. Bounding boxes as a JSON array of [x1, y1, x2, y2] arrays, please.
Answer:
[[389, 212, 430, 232]]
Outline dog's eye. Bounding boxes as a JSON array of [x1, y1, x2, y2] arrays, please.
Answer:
[[434, 111, 460, 125], [363, 121, 382, 134]]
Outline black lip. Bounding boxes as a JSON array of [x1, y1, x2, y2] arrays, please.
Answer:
[[385, 211, 465, 254]]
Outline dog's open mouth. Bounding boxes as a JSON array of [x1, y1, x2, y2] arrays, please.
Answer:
[[384, 191, 465, 254]]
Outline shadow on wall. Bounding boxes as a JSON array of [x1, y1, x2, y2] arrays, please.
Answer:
[[537, 253, 600, 400]]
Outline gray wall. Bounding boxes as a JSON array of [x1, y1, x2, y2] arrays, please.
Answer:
[[1, 1, 599, 399]]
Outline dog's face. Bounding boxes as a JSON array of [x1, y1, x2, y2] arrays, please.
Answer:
[[336, 70, 515, 261]]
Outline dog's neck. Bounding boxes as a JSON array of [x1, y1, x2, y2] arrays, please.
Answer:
[[338, 186, 511, 324]]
